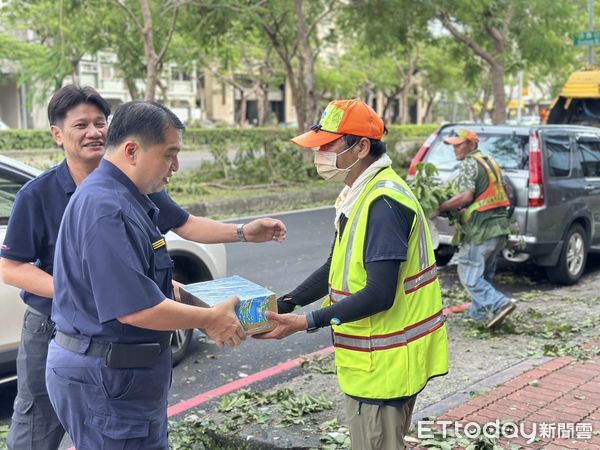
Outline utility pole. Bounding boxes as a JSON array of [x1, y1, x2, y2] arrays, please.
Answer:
[[589, 0, 594, 66], [516, 71, 524, 123]]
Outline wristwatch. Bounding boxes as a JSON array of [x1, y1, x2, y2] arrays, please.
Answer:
[[305, 311, 319, 333], [236, 223, 247, 242]]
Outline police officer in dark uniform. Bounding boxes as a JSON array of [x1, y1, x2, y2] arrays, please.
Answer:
[[46, 101, 245, 449], [1, 86, 285, 450]]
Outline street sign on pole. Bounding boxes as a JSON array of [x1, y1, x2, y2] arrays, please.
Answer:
[[573, 31, 600, 46]]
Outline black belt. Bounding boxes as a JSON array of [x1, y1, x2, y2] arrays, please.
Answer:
[[54, 331, 171, 368]]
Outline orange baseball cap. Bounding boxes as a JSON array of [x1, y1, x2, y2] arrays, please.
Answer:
[[444, 128, 479, 145], [291, 99, 385, 148]]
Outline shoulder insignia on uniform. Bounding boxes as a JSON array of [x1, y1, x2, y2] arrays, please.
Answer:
[[152, 237, 166, 251]]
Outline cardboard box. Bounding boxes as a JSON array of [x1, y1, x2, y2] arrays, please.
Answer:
[[179, 275, 276, 335]]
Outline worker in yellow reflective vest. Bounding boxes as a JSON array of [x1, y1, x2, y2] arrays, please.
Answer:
[[436, 128, 516, 329], [255, 99, 448, 449]]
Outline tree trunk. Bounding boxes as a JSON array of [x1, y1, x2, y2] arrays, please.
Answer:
[[490, 62, 506, 124], [382, 94, 393, 123], [71, 60, 80, 85], [480, 85, 490, 123], [238, 90, 247, 127], [292, 75, 307, 132], [256, 0, 334, 133], [295, 0, 313, 131], [140, 0, 158, 101], [125, 77, 141, 100], [157, 78, 168, 102], [399, 89, 409, 125], [256, 83, 267, 126], [422, 94, 435, 124]]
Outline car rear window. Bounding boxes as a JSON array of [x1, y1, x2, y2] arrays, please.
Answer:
[[425, 132, 529, 170]]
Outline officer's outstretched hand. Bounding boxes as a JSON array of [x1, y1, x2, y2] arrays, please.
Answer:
[[243, 218, 287, 243], [206, 296, 246, 348], [253, 311, 307, 340]]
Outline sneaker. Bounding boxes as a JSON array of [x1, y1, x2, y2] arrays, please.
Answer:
[[486, 300, 517, 329]]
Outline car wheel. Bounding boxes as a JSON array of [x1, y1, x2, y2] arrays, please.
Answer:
[[545, 223, 587, 285], [171, 328, 194, 366], [434, 245, 455, 266]]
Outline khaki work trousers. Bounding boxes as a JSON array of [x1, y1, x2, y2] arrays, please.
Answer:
[[345, 395, 417, 450]]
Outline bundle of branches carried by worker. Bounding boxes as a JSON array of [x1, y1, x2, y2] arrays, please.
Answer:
[[410, 162, 463, 245], [411, 163, 455, 216]]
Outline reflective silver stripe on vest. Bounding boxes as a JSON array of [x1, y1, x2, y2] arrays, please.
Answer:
[[333, 310, 445, 352], [329, 288, 350, 304], [341, 179, 430, 292], [375, 181, 429, 272], [404, 263, 438, 294]]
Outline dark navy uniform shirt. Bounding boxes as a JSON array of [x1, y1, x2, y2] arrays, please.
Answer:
[[338, 196, 414, 263], [52, 160, 178, 343], [1, 159, 188, 317]]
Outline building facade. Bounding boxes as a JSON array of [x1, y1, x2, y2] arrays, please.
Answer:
[[0, 51, 297, 130]]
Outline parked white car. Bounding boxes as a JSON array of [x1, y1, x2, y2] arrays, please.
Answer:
[[0, 155, 226, 383]]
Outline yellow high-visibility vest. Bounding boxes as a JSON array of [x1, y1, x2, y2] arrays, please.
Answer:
[[325, 166, 448, 399]]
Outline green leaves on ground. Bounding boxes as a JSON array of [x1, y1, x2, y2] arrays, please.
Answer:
[[169, 415, 239, 450], [279, 394, 333, 425], [460, 296, 600, 360], [173, 388, 341, 449], [300, 353, 336, 374], [442, 286, 471, 307], [216, 387, 333, 428]]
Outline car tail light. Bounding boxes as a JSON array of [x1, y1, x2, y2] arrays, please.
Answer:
[[408, 129, 439, 177], [528, 131, 544, 207]]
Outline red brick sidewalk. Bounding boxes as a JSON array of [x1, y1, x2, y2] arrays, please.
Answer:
[[421, 355, 600, 449]]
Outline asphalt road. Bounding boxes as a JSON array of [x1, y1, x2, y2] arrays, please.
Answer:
[[168, 206, 336, 407]]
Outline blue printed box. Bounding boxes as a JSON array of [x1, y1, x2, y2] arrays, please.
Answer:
[[180, 276, 276, 335]]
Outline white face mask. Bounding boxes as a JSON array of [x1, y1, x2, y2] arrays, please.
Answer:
[[314, 141, 360, 182]]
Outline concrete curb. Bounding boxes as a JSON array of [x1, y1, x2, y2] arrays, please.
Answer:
[[184, 186, 341, 218]]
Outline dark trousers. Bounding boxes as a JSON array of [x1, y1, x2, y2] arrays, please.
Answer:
[[7, 308, 65, 450], [46, 340, 172, 450]]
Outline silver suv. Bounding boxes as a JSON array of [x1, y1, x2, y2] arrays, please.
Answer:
[[409, 123, 600, 285]]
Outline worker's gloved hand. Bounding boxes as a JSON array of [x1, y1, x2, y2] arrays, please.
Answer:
[[277, 295, 296, 314]]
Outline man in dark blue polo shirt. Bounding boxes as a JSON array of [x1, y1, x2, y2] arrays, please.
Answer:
[[0, 85, 286, 450], [46, 101, 246, 449]]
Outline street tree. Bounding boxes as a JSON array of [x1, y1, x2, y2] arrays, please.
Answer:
[[232, 0, 339, 131], [339, 0, 433, 124], [173, 3, 287, 126], [433, 0, 578, 124], [112, 0, 181, 101], [1, 0, 109, 96], [201, 24, 285, 126]]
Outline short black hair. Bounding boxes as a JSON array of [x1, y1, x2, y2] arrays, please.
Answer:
[[106, 101, 185, 150], [344, 126, 389, 158], [47, 85, 111, 126]]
